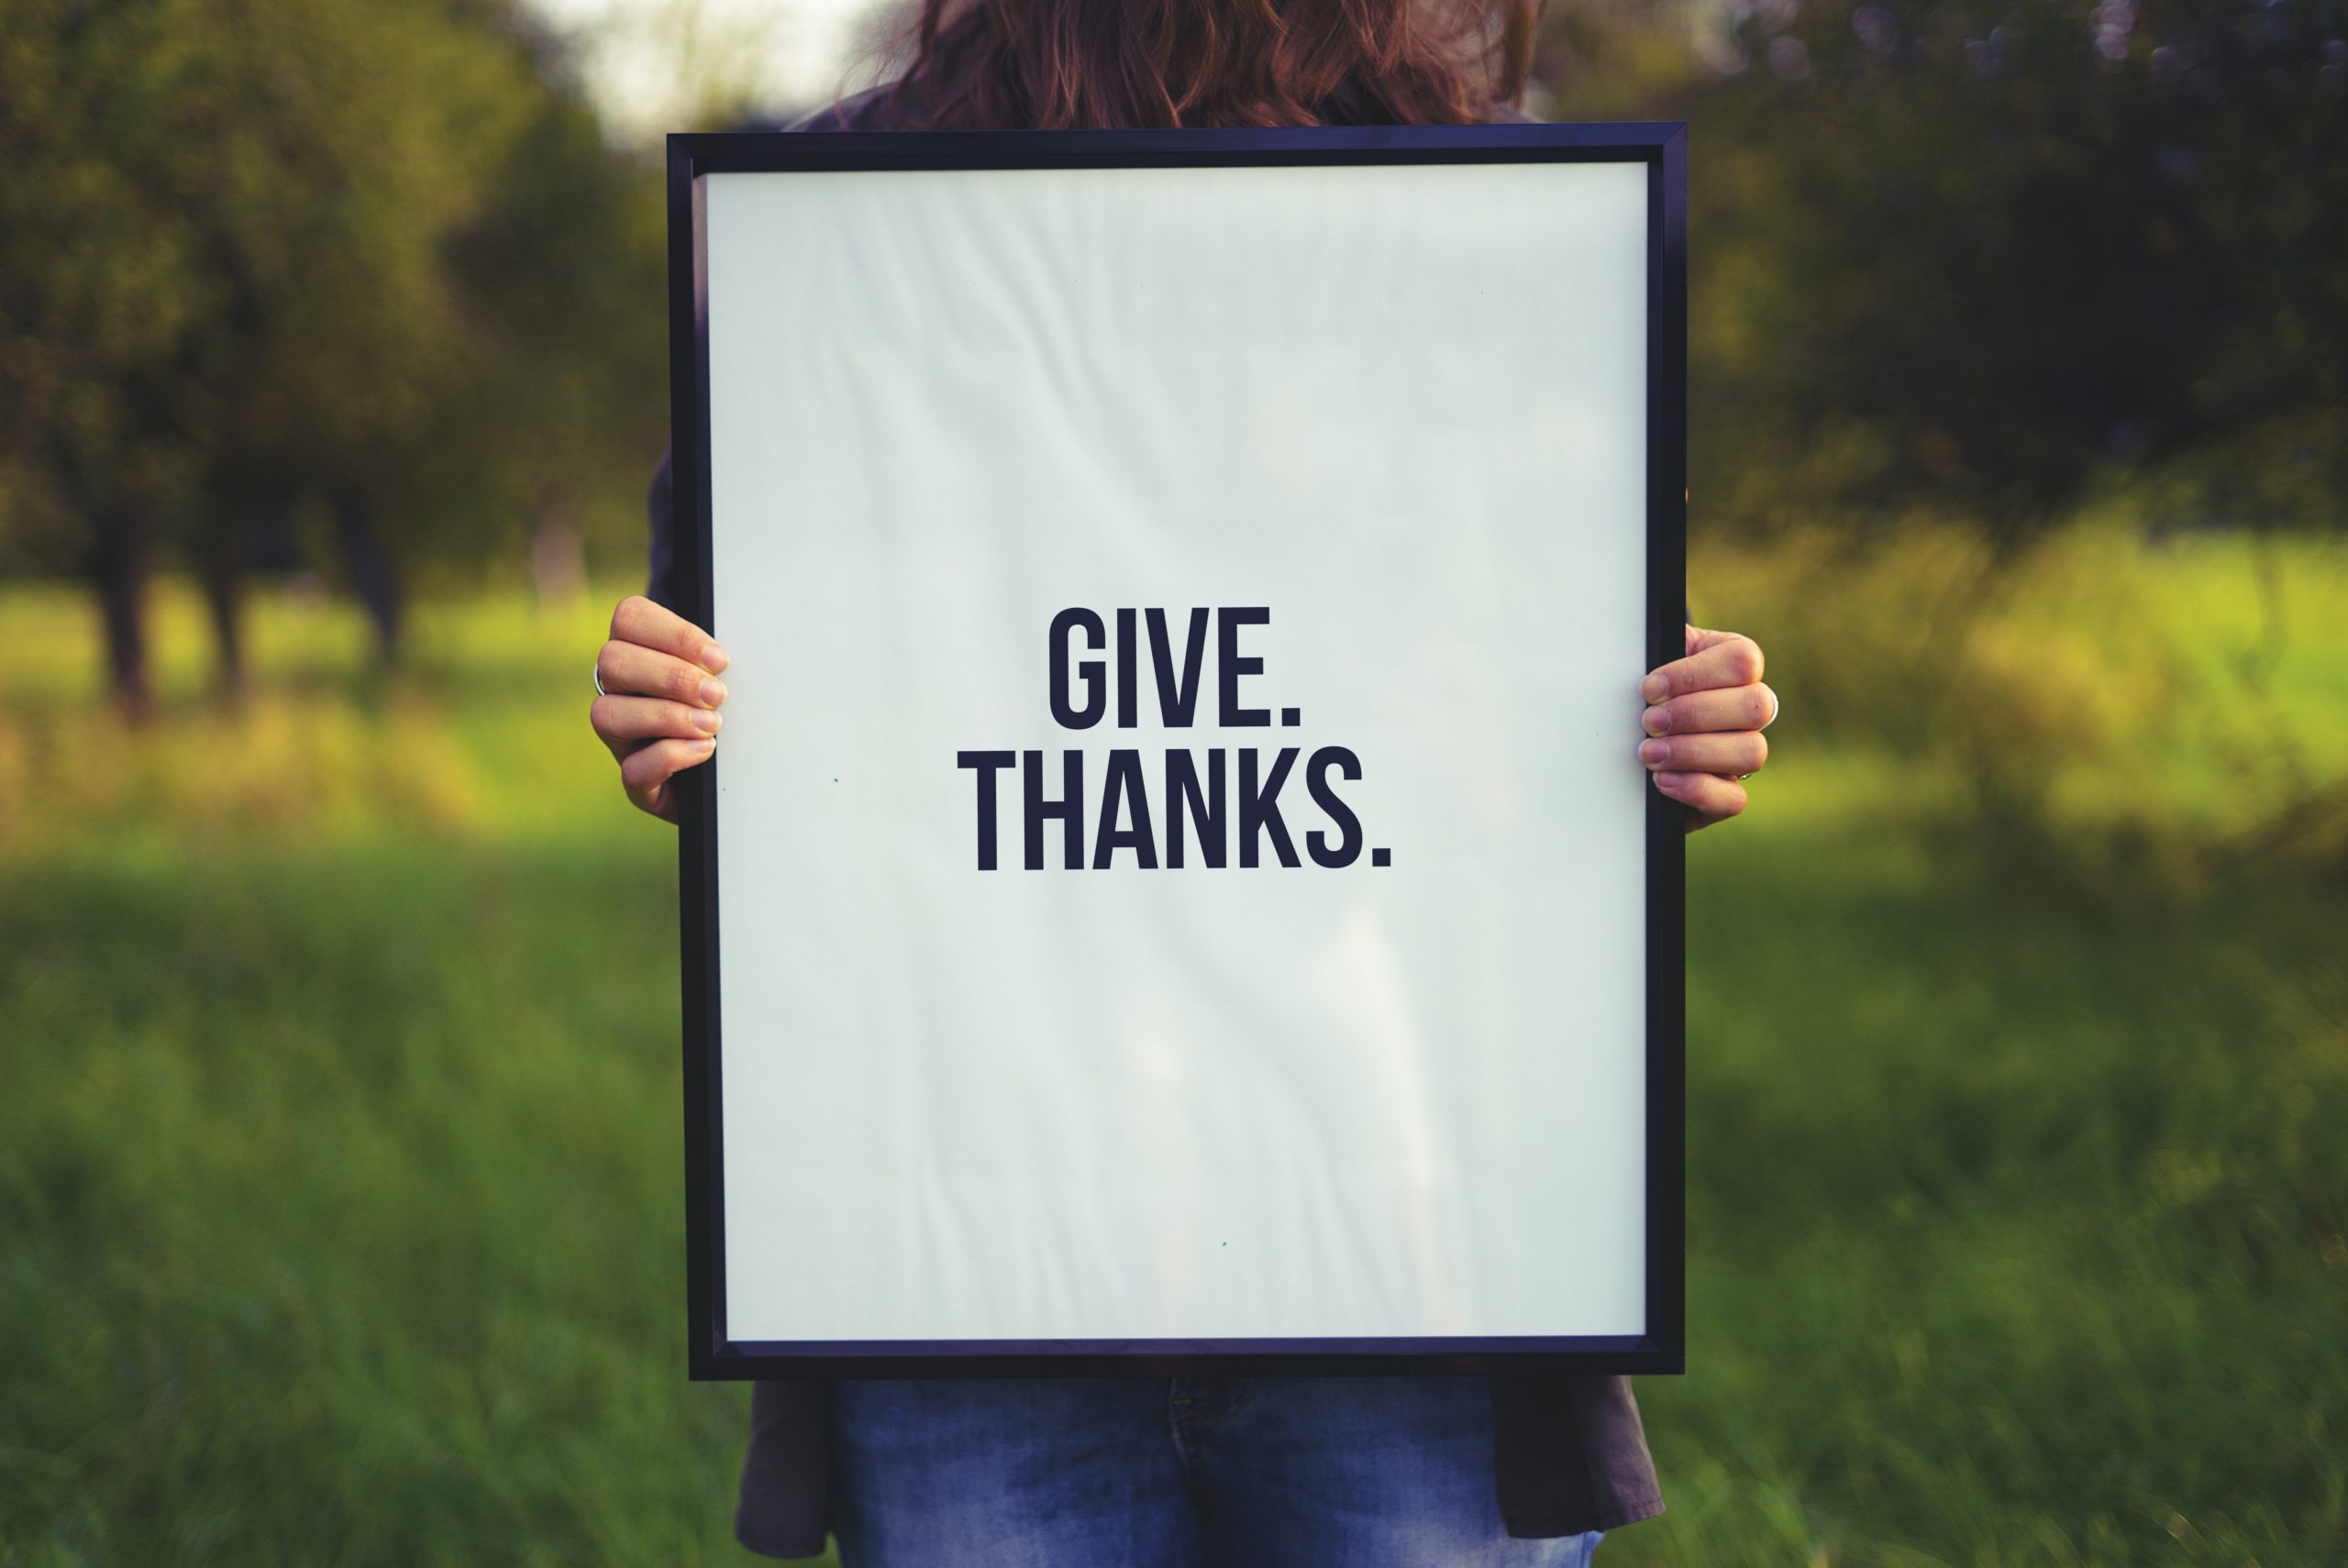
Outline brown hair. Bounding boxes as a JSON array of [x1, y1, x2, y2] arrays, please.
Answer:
[[886, 0, 1540, 130]]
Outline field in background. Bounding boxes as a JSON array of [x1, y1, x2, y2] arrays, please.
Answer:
[[2, 531, 2344, 1565]]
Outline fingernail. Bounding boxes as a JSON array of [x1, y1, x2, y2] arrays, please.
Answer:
[[1639, 739, 1667, 766], [1641, 673, 1669, 703], [1642, 706, 1671, 735], [692, 708, 722, 734], [702, 643, 730, 674], [1655, 770, 1687, 790], [696, 735, 716, 754], [699, 678, 726, 706]]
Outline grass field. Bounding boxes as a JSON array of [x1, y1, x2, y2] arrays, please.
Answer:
[[3, 531, 2344, 1565]]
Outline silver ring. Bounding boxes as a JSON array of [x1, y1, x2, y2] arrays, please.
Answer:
[[593, 662, 607, 698]]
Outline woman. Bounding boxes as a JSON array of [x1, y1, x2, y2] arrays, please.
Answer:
[[592, 1, 1777, 1562]]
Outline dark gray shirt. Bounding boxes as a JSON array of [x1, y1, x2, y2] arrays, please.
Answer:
[[650, 83, 1665, 1561]]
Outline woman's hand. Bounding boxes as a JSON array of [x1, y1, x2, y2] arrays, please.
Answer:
[[1639, 624, 1775, 832], [592, 595, 730, 823]]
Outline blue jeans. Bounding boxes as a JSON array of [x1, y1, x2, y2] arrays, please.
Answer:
[[829, 1376, 1605, 1567]]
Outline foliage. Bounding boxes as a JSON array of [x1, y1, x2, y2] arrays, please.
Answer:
[[1, 535, 2344, 1563], [422, 47, 670, 598], [1540, 0, 2348, 535], [1689, 519, 2348, 881]]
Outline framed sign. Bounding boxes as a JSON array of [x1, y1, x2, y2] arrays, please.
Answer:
[[667, 122, 1685, 1379]]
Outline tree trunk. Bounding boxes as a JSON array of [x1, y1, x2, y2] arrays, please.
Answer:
[[200, 525, 249, 701], [93, 503, 154, 720], [336, 496, 404, 667]]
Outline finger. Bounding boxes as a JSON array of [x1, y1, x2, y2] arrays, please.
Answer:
[[592, 694, 723, 760], [1642, 682, 1778, 737], [1653, 768, 1746, 825], [620, 734, 716, 819], [1642, 630, 1763, 703], [596, 640, 728, 708], [612, 595, 728, 674], [1638, 731, 1767, 776]]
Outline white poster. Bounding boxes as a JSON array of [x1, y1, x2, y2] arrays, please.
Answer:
[[692, 143, 1670, 1356]]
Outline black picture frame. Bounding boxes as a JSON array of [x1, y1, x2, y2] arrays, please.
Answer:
[[667, 121, 1687, 1381]]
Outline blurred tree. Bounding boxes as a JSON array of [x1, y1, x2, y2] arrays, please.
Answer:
[[1, 0, 213, 712], [0, 0, 665, 705], [1539, 0, 2348, 537], [430, 51, 669, 613]]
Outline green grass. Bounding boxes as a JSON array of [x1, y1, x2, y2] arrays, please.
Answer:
[[2, 538, 2344, 1564]]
